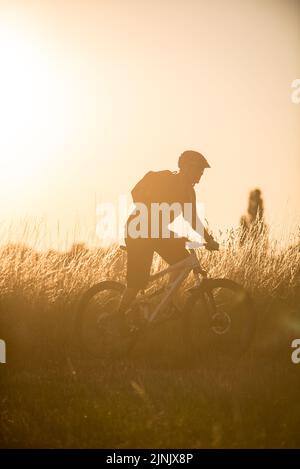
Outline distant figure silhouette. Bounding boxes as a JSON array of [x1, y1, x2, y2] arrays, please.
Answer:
[[118, 150, 219, 316], [240, 188, 267, 245]]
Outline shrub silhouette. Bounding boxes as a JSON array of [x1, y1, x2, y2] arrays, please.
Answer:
[[240, 188, 268, 247]]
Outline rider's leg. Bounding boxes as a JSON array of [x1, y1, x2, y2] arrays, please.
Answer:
[[118, 238, 153, 316], [155, 238, 190, 305], [118, 287, 139, 314], [168, 268, 182, 289]]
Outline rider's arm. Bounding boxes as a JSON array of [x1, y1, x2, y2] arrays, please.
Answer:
[[193, 211, 214, 243], [183, 189, 218, 248], [187, 189, 213, 242]]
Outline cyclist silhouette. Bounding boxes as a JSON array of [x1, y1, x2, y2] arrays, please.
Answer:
[[118, 150, 219, 316]]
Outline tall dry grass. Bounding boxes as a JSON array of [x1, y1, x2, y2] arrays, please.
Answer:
[[0, 221, 299, 362], [1, 222, 300, 448]]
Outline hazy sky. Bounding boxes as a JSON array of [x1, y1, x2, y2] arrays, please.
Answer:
[[0, 0, 299, 249]]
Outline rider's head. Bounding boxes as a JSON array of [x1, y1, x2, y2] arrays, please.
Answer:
[[178, 150, 210, 185]]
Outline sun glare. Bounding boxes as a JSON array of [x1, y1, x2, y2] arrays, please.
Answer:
[[0, 23, 72, 197]]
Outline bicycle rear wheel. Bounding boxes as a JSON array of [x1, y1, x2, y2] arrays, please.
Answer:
[[75, 281, 136, 358], [183, 278, 255, 358]]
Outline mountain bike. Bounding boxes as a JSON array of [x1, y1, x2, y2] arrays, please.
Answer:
[[74, 242, 255, 360]]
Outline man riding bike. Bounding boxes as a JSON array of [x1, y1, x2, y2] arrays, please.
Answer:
[[118, 150, 219, 316]]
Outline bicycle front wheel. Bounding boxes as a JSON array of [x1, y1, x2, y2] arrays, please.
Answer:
[[183, 278, 255, 358], [75, 281, 135, 358]]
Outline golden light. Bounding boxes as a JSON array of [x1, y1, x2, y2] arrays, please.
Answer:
[[0, 23, 72, 198]]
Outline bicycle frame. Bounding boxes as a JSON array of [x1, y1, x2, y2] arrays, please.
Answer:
[[139, 249, 208, 323]]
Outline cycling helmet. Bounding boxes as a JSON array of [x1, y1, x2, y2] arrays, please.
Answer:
[[178, 150, 211, 170]]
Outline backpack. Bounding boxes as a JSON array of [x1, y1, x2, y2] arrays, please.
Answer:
[[131, 170, 173, 204]]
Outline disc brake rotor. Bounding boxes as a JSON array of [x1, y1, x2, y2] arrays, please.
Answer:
[[211, 311, 231, 335]]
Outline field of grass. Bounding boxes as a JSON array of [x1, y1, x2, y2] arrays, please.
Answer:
[[0, 227, 300, 448]]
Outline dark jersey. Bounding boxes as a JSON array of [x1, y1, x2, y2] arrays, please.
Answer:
[[126, 170, 197, 239]]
